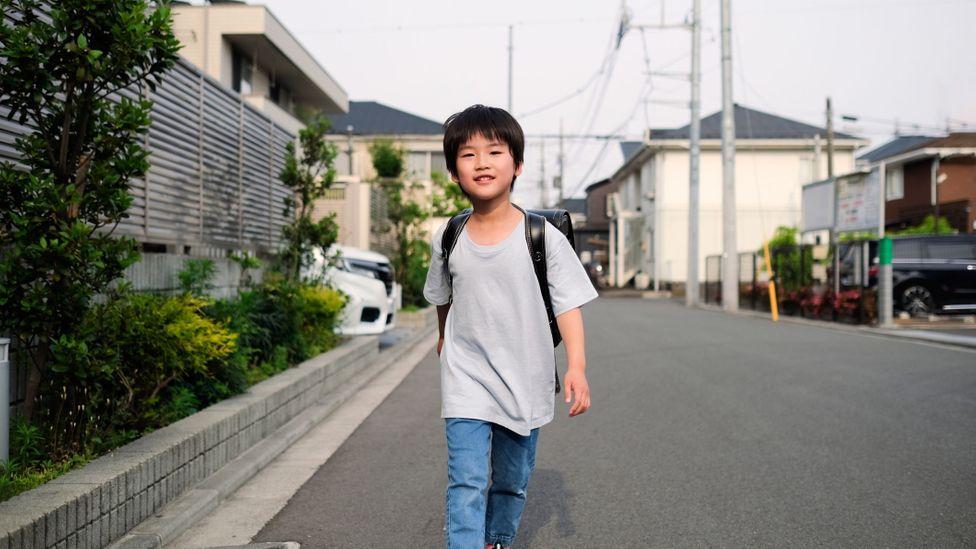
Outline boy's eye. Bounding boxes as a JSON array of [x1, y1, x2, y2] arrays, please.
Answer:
[[490, 151, 502, 155], [461, 153, 474, 158]]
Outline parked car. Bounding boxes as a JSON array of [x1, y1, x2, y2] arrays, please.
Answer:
[[306, 245, 400, 335], [841, 235, 976, 316]]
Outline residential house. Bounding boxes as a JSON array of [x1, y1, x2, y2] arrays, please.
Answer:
[[320, 101, 447, 252], [170, 1, 348, 134], [856, 133, 976, 234], [563, 179, 622, 276], [609, 104, 867, 290]]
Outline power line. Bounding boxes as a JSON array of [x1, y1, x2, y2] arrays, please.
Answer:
[[516, 46, 618, 119], [293, 17, 613, 35], [565, 75, 655, 198]]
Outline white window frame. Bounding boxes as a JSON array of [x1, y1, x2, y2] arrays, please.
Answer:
[[885, 165, 904, 201]]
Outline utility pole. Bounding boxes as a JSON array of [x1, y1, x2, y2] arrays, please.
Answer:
[[629, 0, 697, 300], [686, 0, 701, 307], [827, 97, 839, 296], [507, 25, 513, 113], [540, 139, 548, 208], [720, 0, 738, 312], [557, 118, 565, 206], [826, 97, 834, 180], [345, 125, 354, 175]]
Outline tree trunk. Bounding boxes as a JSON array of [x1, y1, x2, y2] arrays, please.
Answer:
[[22, 336, 49, 423]]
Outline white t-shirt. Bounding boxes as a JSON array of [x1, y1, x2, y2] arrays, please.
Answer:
[[423, 210, 599, 436]]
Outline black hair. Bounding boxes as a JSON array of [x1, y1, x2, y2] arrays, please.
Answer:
[[443, 105, 525, 194]]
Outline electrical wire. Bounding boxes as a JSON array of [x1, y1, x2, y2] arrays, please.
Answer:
[[293, 16, 614, 35], [516, 45, 618, 119], [564, 75, 655, 198]]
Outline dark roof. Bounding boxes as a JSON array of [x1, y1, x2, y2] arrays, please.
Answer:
[[560, 198, 587, 214], [327, 101, 442, 136], [925, 132, 976, 148], [584, 178, 614, 193], [857, 135, 937, 163], [619, 141, 643, 163], [648, 104, 859, 141]]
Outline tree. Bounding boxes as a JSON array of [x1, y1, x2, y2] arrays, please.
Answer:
[[431, 171, 469, 218], [277, 116, 340, 282], [0, 0, 181, 421], [369, 139, 431, 307]]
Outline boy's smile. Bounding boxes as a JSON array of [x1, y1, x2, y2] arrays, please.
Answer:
[[452, 132, 522, 201]]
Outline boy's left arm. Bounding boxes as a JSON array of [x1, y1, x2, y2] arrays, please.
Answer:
[[556, 307, 589, 417]]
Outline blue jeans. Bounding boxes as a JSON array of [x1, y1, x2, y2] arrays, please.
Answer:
[[444, 418, 540, 548]]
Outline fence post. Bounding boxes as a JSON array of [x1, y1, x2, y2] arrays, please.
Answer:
[[1, 338, 9, 464]]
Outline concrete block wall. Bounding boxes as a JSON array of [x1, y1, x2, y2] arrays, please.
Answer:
[[0, 336, 377, 549]]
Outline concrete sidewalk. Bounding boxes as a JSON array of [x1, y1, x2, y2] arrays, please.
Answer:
[[165, 332, 436, 548]]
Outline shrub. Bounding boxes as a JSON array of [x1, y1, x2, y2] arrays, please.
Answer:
[[36, 291, 237, 457], [178, 259, 217, 296]]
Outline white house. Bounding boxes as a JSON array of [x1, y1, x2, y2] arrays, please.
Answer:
[[609, 104, 867, 290]]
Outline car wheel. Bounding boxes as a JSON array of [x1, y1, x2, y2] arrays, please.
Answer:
[[900, 284, 936, 317]]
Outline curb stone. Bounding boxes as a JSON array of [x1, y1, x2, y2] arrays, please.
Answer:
[[0, 308, 437, 549]]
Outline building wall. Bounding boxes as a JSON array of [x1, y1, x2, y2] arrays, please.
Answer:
[[885, 157, 976, 234], [319, 134, 447, 253], [617, 142, 859, 286], [940, 157, 976, 233], [584, 180, 621, 230]]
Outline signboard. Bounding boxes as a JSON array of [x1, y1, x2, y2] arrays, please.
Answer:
[[801, 178, 835, 232], [836, 168, 880, 232]]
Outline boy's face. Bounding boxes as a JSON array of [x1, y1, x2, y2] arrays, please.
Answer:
[[452, 132, 522, 202]]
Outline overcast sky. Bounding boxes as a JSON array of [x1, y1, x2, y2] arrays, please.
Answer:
[[239, 0, 975, 208]]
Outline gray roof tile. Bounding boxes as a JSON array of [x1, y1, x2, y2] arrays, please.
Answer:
[[327, 101, 442, 136]]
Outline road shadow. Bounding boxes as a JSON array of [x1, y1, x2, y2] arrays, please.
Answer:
[[517, 468, 575, 546]]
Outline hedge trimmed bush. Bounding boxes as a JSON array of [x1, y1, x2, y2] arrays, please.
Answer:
[[1, 279, 345, 502]]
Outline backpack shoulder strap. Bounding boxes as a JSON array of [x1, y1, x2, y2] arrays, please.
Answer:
[[513, 204, 564, 347], [440, 209, 472, 287]]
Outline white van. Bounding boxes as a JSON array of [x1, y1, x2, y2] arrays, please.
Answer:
[[307, 245, 400, 335]]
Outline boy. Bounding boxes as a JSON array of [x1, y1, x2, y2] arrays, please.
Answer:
[[424, 105, 598, 549]]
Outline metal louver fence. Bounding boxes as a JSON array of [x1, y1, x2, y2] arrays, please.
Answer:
[[0, 57, 296, 257], [124, 58, 295, 255]]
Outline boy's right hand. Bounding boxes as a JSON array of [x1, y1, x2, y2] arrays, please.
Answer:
[[437, 337, 444, 356]]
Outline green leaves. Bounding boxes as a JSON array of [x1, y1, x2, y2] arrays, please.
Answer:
[[277, 115, 340, 282], [0, 0, 180, 422]]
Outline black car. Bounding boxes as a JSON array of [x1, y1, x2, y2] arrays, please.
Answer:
[[841, 235, 976, 316]]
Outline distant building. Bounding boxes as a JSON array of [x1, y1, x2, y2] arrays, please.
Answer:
[[322, 101, 446, 252], [856, 133, 976, 234], [562, 179, 621, 275], [610, 104, 867, 290]]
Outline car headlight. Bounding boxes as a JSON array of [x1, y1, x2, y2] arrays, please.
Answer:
[[342, 260, 377, 279]]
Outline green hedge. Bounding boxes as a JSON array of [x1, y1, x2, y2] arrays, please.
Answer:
[[0, 277, 345, 502]]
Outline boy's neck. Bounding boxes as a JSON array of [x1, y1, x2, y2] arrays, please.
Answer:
[[469, 194, 518, 223]]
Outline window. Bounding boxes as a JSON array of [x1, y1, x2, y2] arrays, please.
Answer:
[[231, 50, 253, 94], [926, 241, 976, 260], [430, 152, 448, 177], [270, 81, 292, 111], [335, 150, 351, 176], [885, 166, 904, 200], [892, 239, 922, 260], [407, 152, 428, 178]]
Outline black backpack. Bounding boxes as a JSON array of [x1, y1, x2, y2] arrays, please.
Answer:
[[440, 204, 576, 394]]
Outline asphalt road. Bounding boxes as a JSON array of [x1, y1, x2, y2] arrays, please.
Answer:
[[253, 298, 976, 548]]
